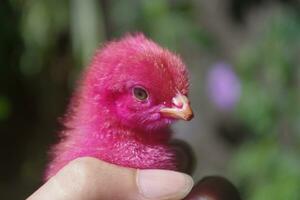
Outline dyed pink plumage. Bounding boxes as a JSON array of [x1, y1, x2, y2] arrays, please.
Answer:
[[45, 33, 191, 180]]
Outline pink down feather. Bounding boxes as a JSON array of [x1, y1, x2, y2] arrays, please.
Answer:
[[45, 33, 192, 180]]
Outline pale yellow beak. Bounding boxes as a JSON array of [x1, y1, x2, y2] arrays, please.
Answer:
[[160, 93, 194, 121]]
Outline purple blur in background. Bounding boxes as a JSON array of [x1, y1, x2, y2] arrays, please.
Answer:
[[207, 63, 241, 110]]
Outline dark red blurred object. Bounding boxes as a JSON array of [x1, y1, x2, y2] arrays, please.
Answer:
[[184, 176, 242, 200], [170, 139, 196, 175]]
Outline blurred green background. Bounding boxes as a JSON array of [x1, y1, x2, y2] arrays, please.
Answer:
[[1, 0, 300, 199]]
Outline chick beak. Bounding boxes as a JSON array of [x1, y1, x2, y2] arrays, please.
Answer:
[[160, 93, 194, 121]]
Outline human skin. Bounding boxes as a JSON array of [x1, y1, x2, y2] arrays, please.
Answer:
[[28, 157, 194, 200], [28, 159, 242, 200]]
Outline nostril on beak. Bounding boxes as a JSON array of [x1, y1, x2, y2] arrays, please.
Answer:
[[173, 102, 183, 109], [172, 97, 184, 108]]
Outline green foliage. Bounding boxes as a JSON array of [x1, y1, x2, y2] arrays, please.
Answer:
[[0, 96, 11, 121], [237, 12, 300, 137], [110, 0, 212, 51], [71, 0, 105, 66], [231, 139, 300, 200], [232, 10, 300, 199], [20, 0, 70, 76]]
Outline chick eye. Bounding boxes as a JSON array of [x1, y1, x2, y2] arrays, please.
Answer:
[[133, 87, 148, 101]]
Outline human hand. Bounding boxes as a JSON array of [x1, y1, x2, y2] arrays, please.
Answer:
[[28, 140, 241, 200], [28, 157, 194, 200]]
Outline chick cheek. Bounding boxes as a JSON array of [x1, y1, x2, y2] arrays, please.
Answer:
[[113, 95, 150, 128]]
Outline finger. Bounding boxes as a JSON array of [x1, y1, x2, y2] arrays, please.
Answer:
[[28, 157, 194, 200], [183, 176, 242, 200]]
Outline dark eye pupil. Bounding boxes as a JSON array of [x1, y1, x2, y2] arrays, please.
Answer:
[[133, 87, 148, 100]]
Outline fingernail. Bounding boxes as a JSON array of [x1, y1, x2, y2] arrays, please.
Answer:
[[137, 169, 194, 199]]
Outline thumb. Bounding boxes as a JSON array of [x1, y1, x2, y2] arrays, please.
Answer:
[[28, 157, 194, 200]]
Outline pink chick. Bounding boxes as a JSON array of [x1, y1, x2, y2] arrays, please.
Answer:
[[45, 33, 193, 180]]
